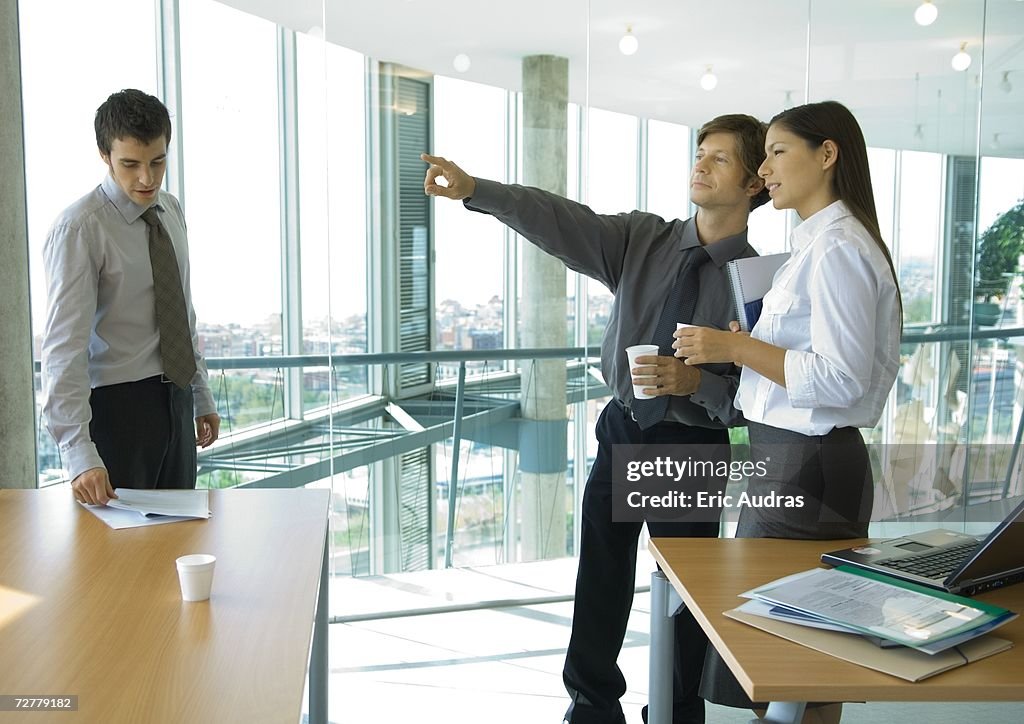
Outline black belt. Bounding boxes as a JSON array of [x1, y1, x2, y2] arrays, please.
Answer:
[[139, 374, 176, 384]]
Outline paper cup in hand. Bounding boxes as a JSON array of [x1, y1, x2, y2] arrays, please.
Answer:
[[176, 554, 216, 602], [626, 344, 659, 400], [675, 323, 694, 357]]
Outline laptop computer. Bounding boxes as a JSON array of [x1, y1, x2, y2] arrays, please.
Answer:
[[821, 497, 1024, 596]]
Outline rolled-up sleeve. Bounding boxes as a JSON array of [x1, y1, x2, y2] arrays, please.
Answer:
[[41, 223, 105, 480], [784, 244, 876, 410]]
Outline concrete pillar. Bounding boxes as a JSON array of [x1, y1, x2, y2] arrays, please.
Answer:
[[518, 55, 568, 560], [0, 0, 37, 488]]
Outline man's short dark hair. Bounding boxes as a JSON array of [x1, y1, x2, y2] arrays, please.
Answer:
[[696, 114, 770, 210], [94, 89, 172, 156]]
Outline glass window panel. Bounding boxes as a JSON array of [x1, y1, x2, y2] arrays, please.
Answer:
[[869, 148, 897, 257], [646, 119, 690, 222], [433, 76, 506, 361], [747, 203, 789, 255], [585, 107, 637, 213], [180, 0, 281, 353], [297, 35, 369, 408], [898, 151, 943, 325]]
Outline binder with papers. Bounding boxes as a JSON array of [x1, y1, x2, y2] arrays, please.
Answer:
[[725, 607, 1012, 682], [726, 565, 1016, 680], [724, 252, 788, 331]]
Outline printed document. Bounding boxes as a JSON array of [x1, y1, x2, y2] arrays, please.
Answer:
[[83, 489, 210, 529], [745, 567, 1010, 648]]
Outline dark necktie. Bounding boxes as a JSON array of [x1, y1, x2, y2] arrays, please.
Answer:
[[631, 246, 710, 430], [142, 207, 197, 389]]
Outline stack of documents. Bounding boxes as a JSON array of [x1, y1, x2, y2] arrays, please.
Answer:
[[83, 488, 211, 530], [727, 566, 1016, 681]]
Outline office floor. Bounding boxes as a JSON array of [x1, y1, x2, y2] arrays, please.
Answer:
[[305, 555, 1021, 724]]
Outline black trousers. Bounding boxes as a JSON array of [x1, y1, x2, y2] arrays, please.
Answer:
[[563, 400, 725, 724], [89, 376, 197, 489]]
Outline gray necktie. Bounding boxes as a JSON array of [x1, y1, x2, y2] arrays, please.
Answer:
[[631, 246, 710, 429], [141, 207, 197, 389]]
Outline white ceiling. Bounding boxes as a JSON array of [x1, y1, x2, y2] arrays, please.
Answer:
[[222, 0, 1024, 158]]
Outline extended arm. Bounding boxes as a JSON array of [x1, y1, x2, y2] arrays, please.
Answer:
[[422, 153, 632, 290]]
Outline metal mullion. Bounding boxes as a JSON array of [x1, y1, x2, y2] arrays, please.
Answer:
[[277, 28, 303, 422], [155, 0, 185, 204]]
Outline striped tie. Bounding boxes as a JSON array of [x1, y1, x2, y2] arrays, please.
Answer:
[[630, 246, 710, 430], [142, 207, 196, 389]]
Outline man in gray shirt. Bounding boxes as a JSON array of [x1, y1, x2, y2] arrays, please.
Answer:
[[41, 89, 219, 506], [422, 113, 768, 724]]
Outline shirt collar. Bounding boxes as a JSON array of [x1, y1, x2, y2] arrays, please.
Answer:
[[791, 200, 851, 253], [100, 173, 164, 225], [678, 217, 750, 267]]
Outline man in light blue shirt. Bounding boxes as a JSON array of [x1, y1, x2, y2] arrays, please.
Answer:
[[41, 89, 219, 506]]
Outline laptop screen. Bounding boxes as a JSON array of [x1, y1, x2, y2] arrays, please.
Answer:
[[948, 497, 1024, 592]]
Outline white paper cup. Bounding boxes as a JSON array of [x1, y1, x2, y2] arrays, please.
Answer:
[[626, 344, 659, 400], [675, 323, 694, 357], [176, 554, 216, 602]]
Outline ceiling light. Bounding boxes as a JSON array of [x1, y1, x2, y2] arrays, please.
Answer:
[[914, 1, 938, 26], [699, 66, 718, 91], [619, 26, 638, 56], [951, 42, 972, 72], [1000, 71, 1013, 93], [452, 54, 471, 73]]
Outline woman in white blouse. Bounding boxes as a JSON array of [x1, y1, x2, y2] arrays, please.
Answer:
[[676, 100, 903, 722]]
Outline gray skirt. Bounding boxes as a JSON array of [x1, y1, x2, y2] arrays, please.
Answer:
[[699, 420, 873, 710]]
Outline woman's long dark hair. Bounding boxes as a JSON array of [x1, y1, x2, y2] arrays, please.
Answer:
[[770, 101, 903, 320]]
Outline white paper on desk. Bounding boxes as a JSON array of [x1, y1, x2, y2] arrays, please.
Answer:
[[82, 489, 210, 529], [107, 488, 210, 518], [81, 503, 199, 530]]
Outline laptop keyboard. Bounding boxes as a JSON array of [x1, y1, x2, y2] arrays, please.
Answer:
[[878, 540, 980, 580]]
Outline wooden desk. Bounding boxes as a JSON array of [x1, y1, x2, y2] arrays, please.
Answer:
[[0, 487, 330, 723], [647, 537, 1024, 724]]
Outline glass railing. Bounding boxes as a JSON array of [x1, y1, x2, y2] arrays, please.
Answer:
[[32, 326, 1024, 579]]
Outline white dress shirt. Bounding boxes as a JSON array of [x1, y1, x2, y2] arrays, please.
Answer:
[[736, 200, 901, 435], [41, 174, 215, 480]]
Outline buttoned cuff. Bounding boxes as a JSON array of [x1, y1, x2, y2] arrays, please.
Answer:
[[63, 441, 106, 482], [691, 369, 723, 407], [784, 349, 818, 408], [463, 177, 502, 213], [690, 370, 738, 425]]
